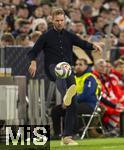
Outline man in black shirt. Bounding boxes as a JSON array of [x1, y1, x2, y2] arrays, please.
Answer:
[[28, 8, 102, 145]]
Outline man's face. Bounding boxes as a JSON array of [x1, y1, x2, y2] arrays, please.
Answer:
[[18, 8, 29, 19], [96, 17, 105, 29], [83, 10, 92, 18], [96, 61, 107, 74], [75, 60, 87, 74], [52, 14, 65, 31], [70, 10, 81, 22], [105, 62, 112, 74], [34, 6, 43, 18], [42, 4, 51, 16], [20, 24, 30, 33]]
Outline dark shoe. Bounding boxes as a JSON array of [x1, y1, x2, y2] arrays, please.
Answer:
[[88, 128, 105, 138]]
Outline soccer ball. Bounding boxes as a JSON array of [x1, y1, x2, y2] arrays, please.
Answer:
[[55, 62, 72, 79]]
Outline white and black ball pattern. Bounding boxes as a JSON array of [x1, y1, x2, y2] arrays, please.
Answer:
[[55, 62, 72, 79]]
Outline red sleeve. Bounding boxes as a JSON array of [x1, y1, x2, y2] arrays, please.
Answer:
[[109, 76, 122, 100], [111, 69, 122, 80]]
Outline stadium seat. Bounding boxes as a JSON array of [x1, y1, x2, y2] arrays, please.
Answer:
[[79, 103, 105, 139], [80, 111, 105, 138]]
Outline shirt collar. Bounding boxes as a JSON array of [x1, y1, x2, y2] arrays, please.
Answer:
[[53, 27, 64, 35]]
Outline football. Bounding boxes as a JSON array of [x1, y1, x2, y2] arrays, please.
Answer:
[[55, 62, 72, 79]]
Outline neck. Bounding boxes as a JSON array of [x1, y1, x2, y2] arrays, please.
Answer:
[[76, 66, 89, 77], [53, 26, 63, 32]]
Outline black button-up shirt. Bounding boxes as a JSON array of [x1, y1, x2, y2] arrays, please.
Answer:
[[28, 28, 94, 77]]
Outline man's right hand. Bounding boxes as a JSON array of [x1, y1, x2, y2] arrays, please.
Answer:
[[28, 60, 37, 77]]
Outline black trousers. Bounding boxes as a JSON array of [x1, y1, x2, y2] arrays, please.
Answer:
[[51, 103, 94, 136], [49, 64, 77, 136]]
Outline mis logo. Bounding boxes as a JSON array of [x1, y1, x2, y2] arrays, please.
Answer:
[[2, 125, 50, 147]]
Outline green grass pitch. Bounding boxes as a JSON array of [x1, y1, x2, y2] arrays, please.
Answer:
[[0, 138, 124, 150], [50, 138, 124, 150]]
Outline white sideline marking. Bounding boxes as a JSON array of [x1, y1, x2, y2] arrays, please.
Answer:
[[103, 146, 118, 149]]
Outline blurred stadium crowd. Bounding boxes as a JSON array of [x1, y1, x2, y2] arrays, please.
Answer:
[[0, 0, 124, 138], [0, 0, 124, 49]]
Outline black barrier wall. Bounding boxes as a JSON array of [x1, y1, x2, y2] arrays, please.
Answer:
[[1, 46, 123, 73], [0, 46, 44, 79]]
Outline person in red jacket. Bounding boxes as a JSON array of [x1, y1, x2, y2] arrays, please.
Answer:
[[113, 59, 124, 91], [93, 59, 124, 131], [105, 62, 124, 105]]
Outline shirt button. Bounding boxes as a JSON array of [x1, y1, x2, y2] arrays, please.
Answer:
[[60, 46, 62, 49]]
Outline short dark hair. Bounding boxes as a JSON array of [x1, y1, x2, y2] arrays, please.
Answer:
[[52, 7, 65, 18], [76, 58, 88, 65], [82, 5, 92, 13], [99, 7, 110, 14], [93, 15, 103, 24]]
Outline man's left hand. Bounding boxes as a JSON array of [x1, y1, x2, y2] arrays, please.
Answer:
[[93, 42, 104, 53]]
